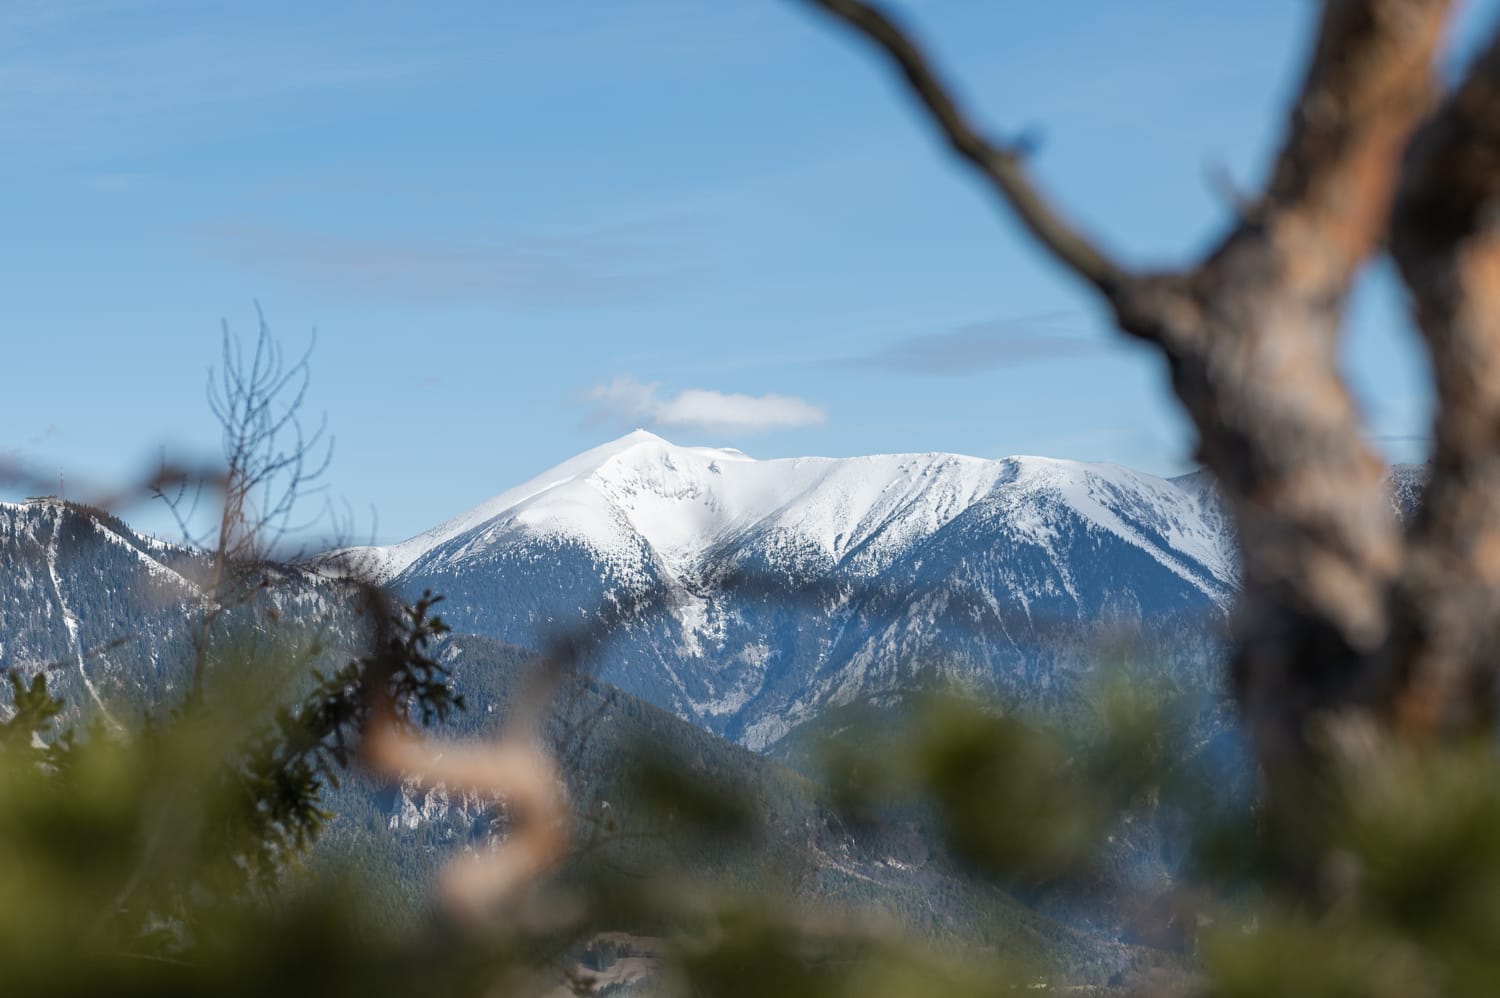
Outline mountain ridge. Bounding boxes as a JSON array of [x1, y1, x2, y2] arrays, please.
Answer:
[[343, 430, 1238, 597], [10, 437, 1419, 753], [342, 432, 1241, 749]]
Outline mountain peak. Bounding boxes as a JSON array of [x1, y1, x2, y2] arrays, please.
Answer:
[[595, 429, 754, 461], [613, 427, 667, 447], [344, 435, 1239, 596], [351, 430, 751, 580], [341, 436, 1241, 751]]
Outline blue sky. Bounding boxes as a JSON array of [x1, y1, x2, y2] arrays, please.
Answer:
[[4, 0, 1497, 544]]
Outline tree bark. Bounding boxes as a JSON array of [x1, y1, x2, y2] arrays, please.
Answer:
[[803, 0, 1449, 786], [1389, 30, 1500, 739], [1183, 0, 1447, 788]]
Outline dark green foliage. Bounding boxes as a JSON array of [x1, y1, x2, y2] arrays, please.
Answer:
[[790, 678, 1190, 899], [419, 636, 1160, 987], [624, 744, 763, 844], [0, 671, 66, 757], [193, 592, 460, 894], [0, 590, 470, 995], [13, 582, 1500, 996], [383, 591, 464, 728], [1200, 739, 1500, 997], [666, 898, 1020, 998]]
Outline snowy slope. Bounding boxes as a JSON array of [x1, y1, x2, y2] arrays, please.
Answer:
[[0, 500, 353, 724], [349, 430, 1235, 593], [0, 500, 206, 719], [0, 434, 1247, 748], [344, 432, 1239, 749]]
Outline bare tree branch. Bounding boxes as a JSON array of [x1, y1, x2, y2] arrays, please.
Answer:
[[796, 0, 1454, 880], [1121, 2, 1447, 869], [154, 307, 335, 698], [801, 0, 1134, 306], [1223, 0, 1448, 287], [1388, 26, 1500, 737]]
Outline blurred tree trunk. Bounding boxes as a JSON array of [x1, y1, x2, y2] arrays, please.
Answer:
[[802, 0, 1500, 883], [1388, 31, 1500, 740]]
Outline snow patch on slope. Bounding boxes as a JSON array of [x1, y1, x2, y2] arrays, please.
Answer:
[[349, 433, 1033, 586], [1007, 457, 1236, 606], [344, 433, 1239, 656]]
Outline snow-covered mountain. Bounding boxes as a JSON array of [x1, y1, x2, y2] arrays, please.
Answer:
[[4, 436, 1427, 754], [344, 431, 1239, 749], [0, 499, 205, 723], [0, 499, 353, 726]]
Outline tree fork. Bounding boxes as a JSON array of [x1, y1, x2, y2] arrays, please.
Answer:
[[799, 0, 1454, 861]]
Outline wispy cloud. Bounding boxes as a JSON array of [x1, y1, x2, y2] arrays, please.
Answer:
[[0, 11, 434, 151], [193, 220, 696, 307], [836, 314, 1105, 375], [586, 375, 827, 435]]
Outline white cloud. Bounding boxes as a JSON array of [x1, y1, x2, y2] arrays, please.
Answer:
[[587, 375, 827, 435]]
